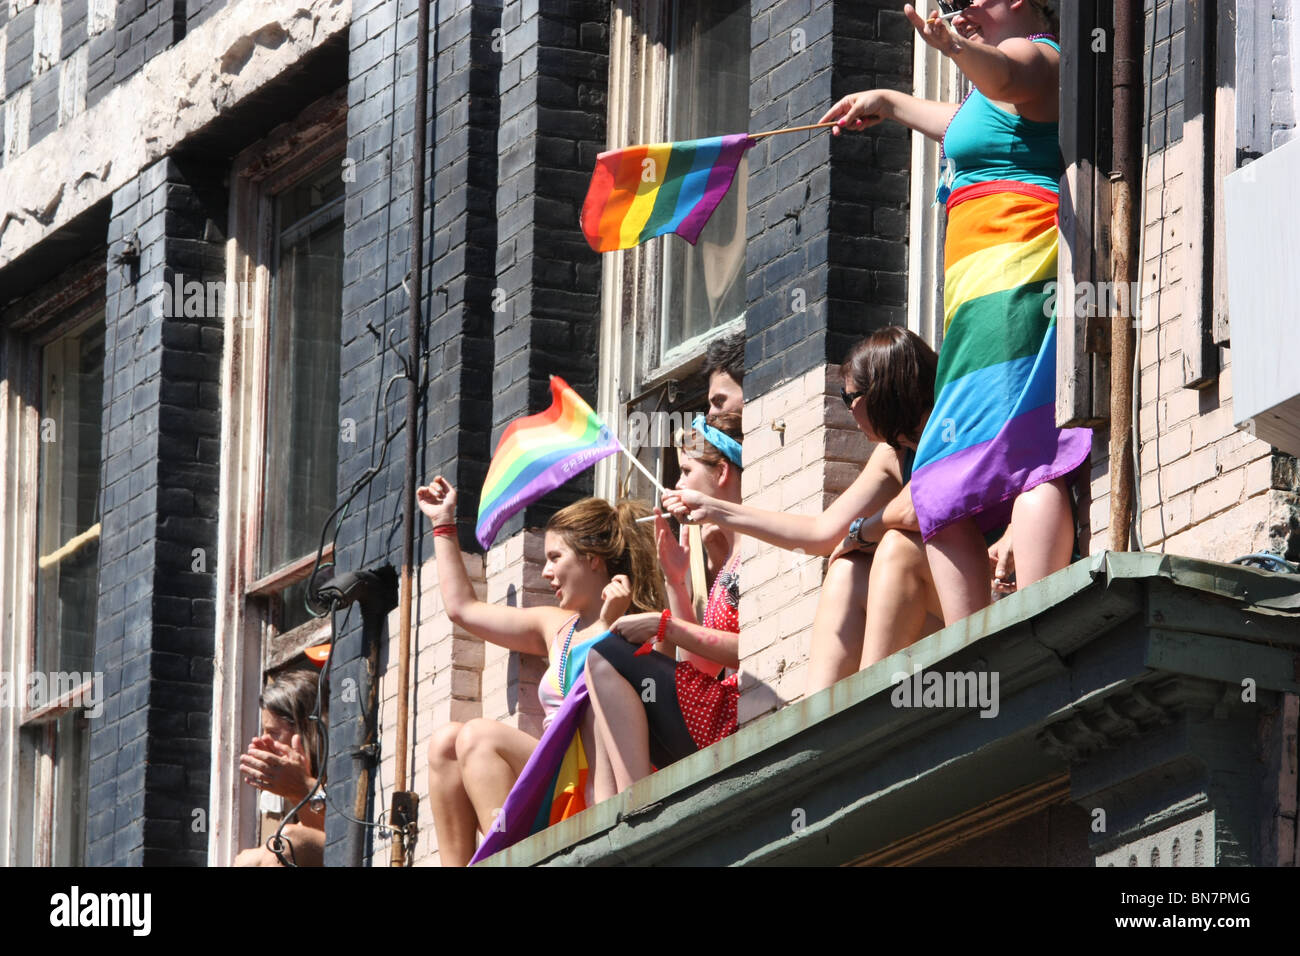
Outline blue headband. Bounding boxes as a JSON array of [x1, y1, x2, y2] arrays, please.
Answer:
[[690, 415, 743, 469]]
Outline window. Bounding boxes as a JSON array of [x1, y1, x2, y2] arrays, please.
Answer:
[[254, 164, 345, 635], [0, 274, 105, 867], [213, 90, 346, 864], [907, 36, 968, 352], [597, 0, 750, 500]]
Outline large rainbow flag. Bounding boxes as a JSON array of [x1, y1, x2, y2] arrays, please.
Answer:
[[469, 634, 604, 865], [476, 376, 619, 549], [910, 181, 1093, 539], [581, 134, 755, 252]]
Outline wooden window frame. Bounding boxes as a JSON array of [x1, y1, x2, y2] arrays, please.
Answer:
[[0, 263, 105, 867], [209, 89, 346, 866], [595, 0, 749, 502], [1057, 0, 1114, 428]]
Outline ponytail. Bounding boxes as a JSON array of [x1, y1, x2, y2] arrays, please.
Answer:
[[545, 497, 666, 614]]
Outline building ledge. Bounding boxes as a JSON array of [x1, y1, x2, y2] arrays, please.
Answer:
[[477, 551, 1300, 866]]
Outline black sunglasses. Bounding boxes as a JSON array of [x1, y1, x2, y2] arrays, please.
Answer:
[[937, 0, 974, 13], [840, 385, 867, 409]]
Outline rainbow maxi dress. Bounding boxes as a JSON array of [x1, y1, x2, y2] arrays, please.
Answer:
[[910, 37, 1092, 541]]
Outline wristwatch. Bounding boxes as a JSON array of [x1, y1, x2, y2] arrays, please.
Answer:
[[844, 517, 870, 551]]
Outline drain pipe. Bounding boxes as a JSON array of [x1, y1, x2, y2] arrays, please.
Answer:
[[390, 0, 431, 866], [1109, 0, 1141, 550]]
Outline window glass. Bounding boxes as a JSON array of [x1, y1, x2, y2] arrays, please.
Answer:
[[659, 0, 750, 359], [35, 318, 104, 676], [260, 164, 344, 631]]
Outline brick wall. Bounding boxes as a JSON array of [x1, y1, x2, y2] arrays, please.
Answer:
[[0, 0, 185, 161], [1085, 3, 1300, 563], [338, 0, 610, 866], [1269, 0, 1297, 149], [739, 0, 911, 723], [88, 154, 223, 866]]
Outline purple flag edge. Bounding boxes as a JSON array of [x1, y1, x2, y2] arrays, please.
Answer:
[[469, 676, 590, 865]]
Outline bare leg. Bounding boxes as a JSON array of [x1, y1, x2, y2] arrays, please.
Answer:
[[580, 704, 616, 804], [455, 719, 539, 837], [861, 529, 944, 669], [806, 552, 873, 695], [1008, 478, 1075, 587], [426, 721, 478, 867], [585, 648, 653, 792], [926, 516, 992, 625]]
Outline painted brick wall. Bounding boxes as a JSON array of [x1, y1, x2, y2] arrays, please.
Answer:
[[1086, 3, 1300, 563], [88, 154, 223, 866], [489, 0, 607, 536], [739, 0, 910, 723], [1144, 0, 1187, 152], [746, 0, 911, 399], [328, 0, 516, 864], [1270, 0, 1298, 149]]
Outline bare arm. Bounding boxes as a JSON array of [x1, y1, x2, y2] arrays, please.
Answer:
[[904, 4, 1058, 112], [820, 88, 959, 144], [419, 478, 555, 657], [662, 443, 904, 556], [663, 618, 738, 673]]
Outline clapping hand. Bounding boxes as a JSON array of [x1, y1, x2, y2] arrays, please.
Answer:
[[240, 733, 314, 802]]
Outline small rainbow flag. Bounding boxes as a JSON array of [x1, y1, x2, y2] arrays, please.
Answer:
[[476, 376, 619, 549], [581, 134, 756, 253]]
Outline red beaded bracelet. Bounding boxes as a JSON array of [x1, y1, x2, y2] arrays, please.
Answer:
[[432, 524, 457, 538], [635, 609, 672, 656]]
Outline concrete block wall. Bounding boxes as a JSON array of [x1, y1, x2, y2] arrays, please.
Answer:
[[1269, 0, 1297, 150], [88, 154, 223, 866]]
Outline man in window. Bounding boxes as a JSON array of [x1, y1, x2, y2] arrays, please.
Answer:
[[702, 330, 744, 416]]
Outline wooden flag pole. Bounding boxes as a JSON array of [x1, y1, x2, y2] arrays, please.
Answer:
[[618, 441, 670, 497], [749, 120, 839, 140]]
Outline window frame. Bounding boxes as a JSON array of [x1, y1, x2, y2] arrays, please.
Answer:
[[0, 263, 105, 867], [210, 89, 346, 865], [595, 0, 750, 502]]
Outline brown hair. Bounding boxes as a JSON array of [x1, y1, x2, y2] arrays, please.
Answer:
[[839, 326, 938, 449], [701, 331, 745, 386], [545, 498, 666, 614], [678, 412, 744, 471], [1027, 0, 1058, 36], [260, 666, 327, 778]]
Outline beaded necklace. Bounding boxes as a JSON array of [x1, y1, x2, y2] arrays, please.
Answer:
[[557, 615, 580, 695]]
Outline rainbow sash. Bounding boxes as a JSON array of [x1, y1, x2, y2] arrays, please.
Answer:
[[911, 181, 1092, 538]]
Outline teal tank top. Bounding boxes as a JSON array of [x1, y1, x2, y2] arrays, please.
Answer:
[[942, 37, 1063, 195]]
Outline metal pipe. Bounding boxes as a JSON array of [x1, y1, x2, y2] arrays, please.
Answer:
[[392, 0, 431, 866], [1109, 0, 1141, 551]]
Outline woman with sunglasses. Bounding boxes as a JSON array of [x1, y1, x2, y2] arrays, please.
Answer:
[[818, 0, 1090, 628], [658, 328, 955, 693]]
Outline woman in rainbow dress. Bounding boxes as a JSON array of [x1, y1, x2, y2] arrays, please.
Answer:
[[819, 0, 1090, 624]]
